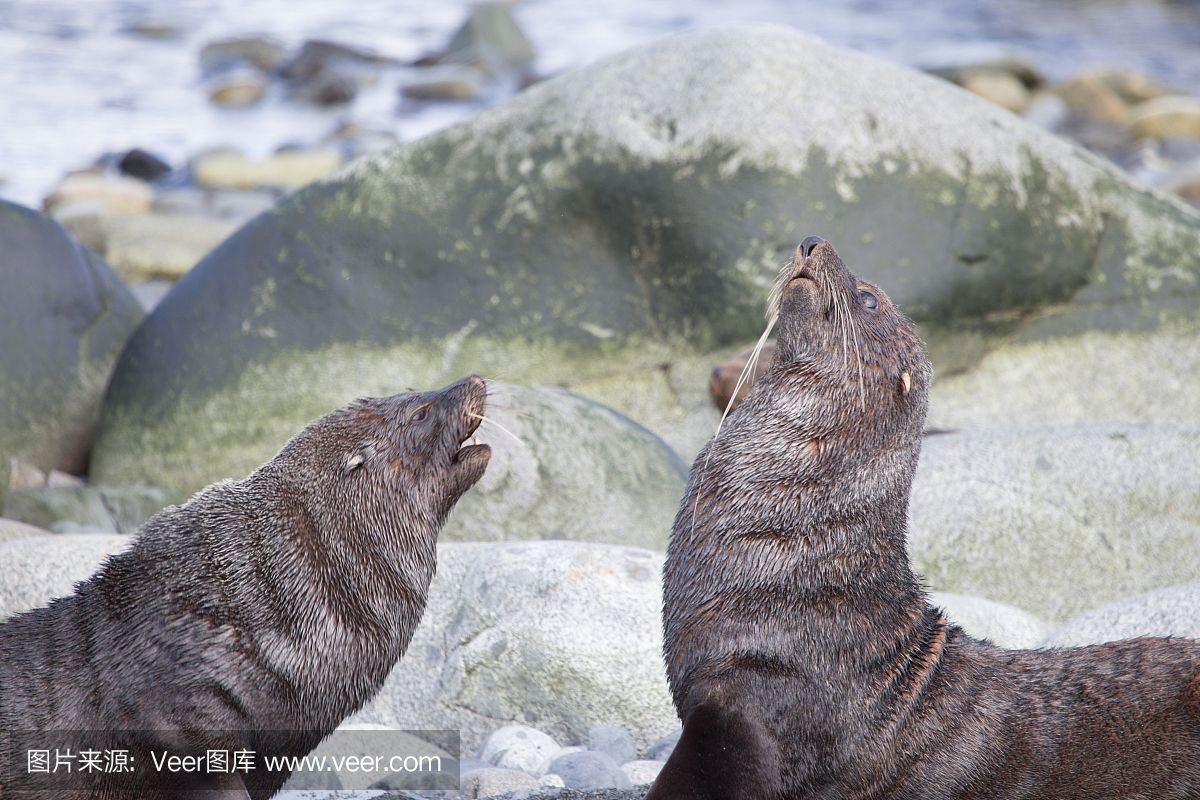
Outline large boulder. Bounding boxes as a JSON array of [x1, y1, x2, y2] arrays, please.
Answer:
[[0, 534, 131, 621], [909, 424, 1200, 624], [441, 385, 686, 547], [91, 25, 1200, 487], [349, 542, 677, 755], [0, 201, 143, 474], [1042, 580, 1200, 647]]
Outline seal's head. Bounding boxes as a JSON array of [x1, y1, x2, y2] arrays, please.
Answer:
[[764, 235, 931, 447], [278, 374, 492, 538]]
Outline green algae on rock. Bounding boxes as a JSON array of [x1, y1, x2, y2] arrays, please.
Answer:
[[91, 25, 1200, 490]]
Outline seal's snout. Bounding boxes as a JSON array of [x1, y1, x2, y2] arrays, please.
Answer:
[[799, 235, 825, 259]]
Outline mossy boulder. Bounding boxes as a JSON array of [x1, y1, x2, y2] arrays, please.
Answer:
[[91, 25, 1200, 490], [351, 541, 676, 755], [909, 424, 1200, 624], [0, 200, 143, 475], [442, 385, 686, 548]]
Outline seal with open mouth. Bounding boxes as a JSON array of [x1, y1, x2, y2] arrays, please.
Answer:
[[0, 375, 491, 799], [649, 238, 1200, 799]]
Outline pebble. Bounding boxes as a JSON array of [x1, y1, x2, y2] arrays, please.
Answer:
[[586, 725, 637, 767], [619, 760, 664, 785], [199, 35, 285, 76], [43, 173, 152, 214], [207, 70, 269, 107], [191, 148, 341, 190], [116, 148, 172, 182], [479, 725, 561, 777], [1130, 95, 1200, 140], [961, 71, 1029, 113], [547, 751, 632, 791], [463, 767, 541, 797]]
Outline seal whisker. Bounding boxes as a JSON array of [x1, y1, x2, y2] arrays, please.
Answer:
[[467, 412, 525, 447]]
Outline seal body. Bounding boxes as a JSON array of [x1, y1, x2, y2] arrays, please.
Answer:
[[0, 375, 492, 799], [650, 240, 1200, 800]]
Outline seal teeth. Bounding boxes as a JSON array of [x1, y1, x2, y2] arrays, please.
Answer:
[[472, 436, 480, 446]]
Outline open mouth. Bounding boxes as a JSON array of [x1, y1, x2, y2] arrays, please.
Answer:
[[454, 414, 487, 462]]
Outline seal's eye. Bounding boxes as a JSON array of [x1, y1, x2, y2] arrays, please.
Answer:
[[412, 407, 429, 423], [859, 290, 878, 310]]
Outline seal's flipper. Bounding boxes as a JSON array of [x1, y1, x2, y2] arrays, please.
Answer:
[[645, 701, 783, 800]]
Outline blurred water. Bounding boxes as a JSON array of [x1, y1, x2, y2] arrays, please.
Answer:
[[0, 0, 1198, 207]]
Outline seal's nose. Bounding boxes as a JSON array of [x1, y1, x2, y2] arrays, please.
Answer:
[[800, 235, 825, 258]]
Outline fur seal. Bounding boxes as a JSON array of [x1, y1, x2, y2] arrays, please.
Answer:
[[650, 238, 1200, 799], [0, 375, 492, 799], [708, 342, 776, 413]]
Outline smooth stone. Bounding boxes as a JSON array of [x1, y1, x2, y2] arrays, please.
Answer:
[[3, 484, 182, 534], [923, 54, 1044, 90], [1076, 68, 1171, 105], [441, 2, 535, 70], [479, 724, 561, 776], [961, 71, 1029, 113], [1051, 73, 1132, 125], [199, 35, 285, 75], [402, 73, 484, 101], [117, 148, 172, 182], [927, 592, 1049, 649], [281, 38, 395, 82], [152, 186, 278, 222], [0, 534, 131, 621], [58, 211, 237, 282], [462, 767, 541, 797], [43, 173, 152, 214], [1042, 580, 1200, 647], [89, 26, 1200, 484], [0, 201, 143, 474], [1130, 96, 1200, 140], [191, 148, 341, 190], [207, 70, 268, 107], [642, 729, 680, 762], [586, 726, 637, 768], [0, 518, 50, 545], [620, 760, 664, 786], [910, 424, 1200, 623], [347, 542, 676, 756], [547, 751, 632, 791]]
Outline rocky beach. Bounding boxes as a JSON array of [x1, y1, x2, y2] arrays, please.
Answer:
[[2, 1, 1200, 797]]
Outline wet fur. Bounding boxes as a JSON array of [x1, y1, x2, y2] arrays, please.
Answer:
[[0, 376, 492, 799], [651, 241, 1200, 799]]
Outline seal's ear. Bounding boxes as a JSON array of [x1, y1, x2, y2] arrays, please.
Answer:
[[900, 371, 911, 396], [344, 450, 366, 475]]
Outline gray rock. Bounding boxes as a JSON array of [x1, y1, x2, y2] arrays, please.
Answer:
[[619, 760, 664, 786], [445, 384, 685, 548], [0, 200, 143, 474], [479, 724, 561, 776], [927, 592, 1048, 649], [91, 26, 1200, 485], [642, 729, 680, 761], [547, 751, 632, 790], [199, 35, 285, 76], [910, 424, 1200, 623], [441, 2, 535, 70], [462, 766, 541, 797], [586, 726, 636, 768], [1042, 580, 1200, 647], [56, 210, 237, 282], [0, 518, 50, 545], [3, 484, 182, 534], [348, 542, 676, 756], [0, 534, 130, 621]]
